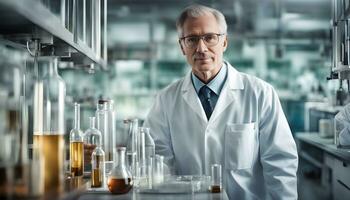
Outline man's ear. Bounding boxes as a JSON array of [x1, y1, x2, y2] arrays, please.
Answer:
[[179, 40, 186, 55], [223, 35, 228, 52]]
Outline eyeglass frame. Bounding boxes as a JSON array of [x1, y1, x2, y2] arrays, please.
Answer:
[[179, 33, 226, 49]]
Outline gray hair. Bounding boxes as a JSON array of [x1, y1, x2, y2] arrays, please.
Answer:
[[176, 4, 227, 37]]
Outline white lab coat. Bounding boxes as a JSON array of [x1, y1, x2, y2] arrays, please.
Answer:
[[144, 62, 298, 200]]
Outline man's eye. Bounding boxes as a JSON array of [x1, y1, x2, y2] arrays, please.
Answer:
[[187, 37, 198, 43], [204, 35, 216, 42]]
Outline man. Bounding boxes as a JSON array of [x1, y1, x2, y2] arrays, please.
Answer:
[[335, 103, 350, 146], [144, 4, 298, 200]]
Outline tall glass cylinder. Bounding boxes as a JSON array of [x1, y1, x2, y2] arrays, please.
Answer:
[[137, 127, 155, 187], [95, 99, 115, 162], [69, 103, 84, 177], [33, 57, 66, 193], [96, 100, 108, 158], [107, 100, 116, 162], [126, 119, 138, 178]]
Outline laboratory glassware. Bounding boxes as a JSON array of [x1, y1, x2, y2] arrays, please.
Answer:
[[0, 52, 29, 198], [107, 100, 116, 161], [84, 117, 101, 172], [116, 118, 131, 147], [107, 147, 132, 194], [210, 164, 222, 193], [137, 127, 155, 188], [90, 127, 105, 188], [33, 57, 66, 193], [152, 154, 164, 187], [126, 119, 138, 178], [70, 103, 84, 177], [96, 100, 107, 154], [96, 99, 115, 161]]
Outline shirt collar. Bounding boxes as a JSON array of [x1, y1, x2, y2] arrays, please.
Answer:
[[191, 62, 227, 95]]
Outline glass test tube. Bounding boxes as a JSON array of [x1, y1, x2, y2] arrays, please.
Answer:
[[210, 164, 222, 193]]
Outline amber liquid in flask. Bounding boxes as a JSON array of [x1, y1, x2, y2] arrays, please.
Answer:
[[107, 178, 132, 194], [107, 147, 133, 194], [33, 134, 65, 193], [70, 141, 84, 176]]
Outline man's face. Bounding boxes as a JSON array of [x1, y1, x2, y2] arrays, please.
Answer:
[[179, 13, 227, 79]]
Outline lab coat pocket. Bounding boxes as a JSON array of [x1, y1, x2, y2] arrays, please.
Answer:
[[225, 122, 256, 170]]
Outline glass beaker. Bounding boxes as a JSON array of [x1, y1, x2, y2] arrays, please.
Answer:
[[70, 103, 84, 177], [84, 117, 101, 172], [152, 155, 164, 187], [33, 57, 65, 193], [107, 147, 132, 194]]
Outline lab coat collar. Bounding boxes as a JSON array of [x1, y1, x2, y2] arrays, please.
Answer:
[[225, 61, 244, 90], [182, 70, 208, 121], [181, 61, 244, 123], [209, 62, 244, 122]]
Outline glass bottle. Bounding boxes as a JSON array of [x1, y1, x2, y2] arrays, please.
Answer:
[[84, 117, 101, 172], [33, 57, 66, 193], [90, 127, 105, 188], [107, 147, 132, 194], [70, 103, 84, 177], [0, 50, 29, 198]]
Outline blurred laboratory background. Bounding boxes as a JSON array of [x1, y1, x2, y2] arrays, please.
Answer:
[[0, 0, 350, 200]]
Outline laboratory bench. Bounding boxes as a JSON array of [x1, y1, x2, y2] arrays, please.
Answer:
[[57, 177, 229, 200], [79, 189, 228, 200], [296, 133, 350, 200]]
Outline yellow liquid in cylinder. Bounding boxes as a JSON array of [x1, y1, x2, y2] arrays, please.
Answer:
[[33, 134, 64, 193], [91, 154, 104, 187], [70, 142, 84, 177], [91, 169, 102, 187]]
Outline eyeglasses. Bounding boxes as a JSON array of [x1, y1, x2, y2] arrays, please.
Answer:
[[180, 33, 225, 49]]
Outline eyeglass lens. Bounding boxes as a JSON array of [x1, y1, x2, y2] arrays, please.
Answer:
[[184, 34, 221, 48]]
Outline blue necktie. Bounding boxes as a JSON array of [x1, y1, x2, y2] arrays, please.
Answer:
[[199, 85, 214, 119]]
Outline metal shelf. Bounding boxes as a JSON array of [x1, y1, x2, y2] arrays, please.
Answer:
[[0, 0, 107, 69]]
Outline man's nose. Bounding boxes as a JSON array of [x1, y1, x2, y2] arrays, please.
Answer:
[[196, 38, 208, 52]]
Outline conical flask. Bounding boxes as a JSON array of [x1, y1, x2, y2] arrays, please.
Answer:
[[107, 147, 133, 194], [33, 57, 66, 193]]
